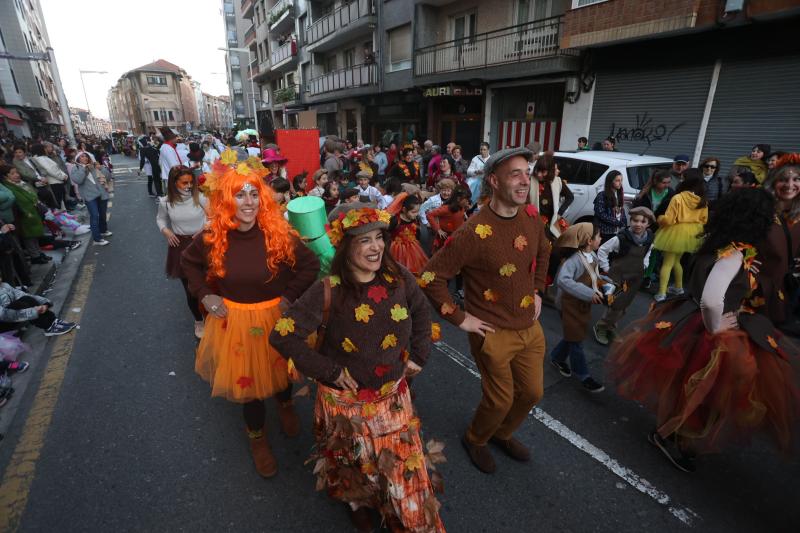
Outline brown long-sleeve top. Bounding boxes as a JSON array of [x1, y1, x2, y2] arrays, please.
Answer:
[[426, 205, 465, 234], [181, 225, 319, 303], [269, 267, 431, 390], [421, 205, 550, 330]]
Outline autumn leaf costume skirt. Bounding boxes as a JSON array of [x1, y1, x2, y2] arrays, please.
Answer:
[[195, 298, 289, 403], [313, 379, 446, 532], [607, 299, 800, 455], [390, 231, 429, 275]]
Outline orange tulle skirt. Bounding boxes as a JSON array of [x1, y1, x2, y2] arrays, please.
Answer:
[[195, 298, 289, 403], [607, 301, 800, 454], [390, 235, 429, 275], [312, 380, 445, 532]]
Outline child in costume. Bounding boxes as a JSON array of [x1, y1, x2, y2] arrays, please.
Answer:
[[355, 170, 381, 204], [593, 206, 655, 345], [389, 195, 429, 275], [550, 223, 609, 393], [426, 187, 471, 253], [269, 205, 445, 533], [652, 173, 708, 302], [606, 188, 800, 472]]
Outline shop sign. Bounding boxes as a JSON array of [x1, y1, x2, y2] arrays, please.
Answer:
[[423, 86, 483, 98]]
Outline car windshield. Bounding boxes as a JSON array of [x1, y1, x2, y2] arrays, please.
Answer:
[[627, 164, 673, 189]]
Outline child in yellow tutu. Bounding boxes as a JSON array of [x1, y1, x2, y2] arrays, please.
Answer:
[[653, 172, 708, 302]]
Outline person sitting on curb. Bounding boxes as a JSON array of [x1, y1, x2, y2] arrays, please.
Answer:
[[0, 281, 76, 337]]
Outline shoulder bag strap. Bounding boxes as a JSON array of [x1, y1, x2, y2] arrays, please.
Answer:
[[314, 277, 332, 351], [780, 218, 794, 272]]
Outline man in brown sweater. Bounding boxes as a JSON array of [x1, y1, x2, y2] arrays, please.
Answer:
[[421, 147, 550, 473]]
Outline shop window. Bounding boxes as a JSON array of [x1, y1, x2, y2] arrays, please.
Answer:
[[387, 24, 411, 72]]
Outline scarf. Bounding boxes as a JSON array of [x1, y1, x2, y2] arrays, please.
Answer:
[[529, 176, 565, 237]]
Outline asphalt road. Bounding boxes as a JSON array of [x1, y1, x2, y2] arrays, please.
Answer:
[[1, 155, 798, 532]]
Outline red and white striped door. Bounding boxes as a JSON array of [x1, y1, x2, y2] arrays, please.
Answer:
[[497, 121, 561, 151]]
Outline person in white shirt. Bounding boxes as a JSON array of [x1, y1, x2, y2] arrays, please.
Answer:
[[307, 169, 329, 197], [354, 171, 380, 204], [201, 141, 220, 173], [159, 128, 183, 193], [176, 136, 190, 162], [467, 142, 491, 204], [418, 178, 455, 228], [373, 145, 388, 179]]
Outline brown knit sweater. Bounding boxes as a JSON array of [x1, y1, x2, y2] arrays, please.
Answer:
[[269, 267, 431, 390], [181, 225, 319, 303], [421, 205, 550, 330]]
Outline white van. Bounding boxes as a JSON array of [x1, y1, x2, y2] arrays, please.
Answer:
[[551, 151, 674, 224]]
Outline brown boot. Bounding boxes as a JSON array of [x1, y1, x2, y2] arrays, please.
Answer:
[[347, 505, 375, 532], [247, 429, 278, 478], [461, 434, 496, 474], [276, 400, 300, 437], [489, 436, 531, 462]]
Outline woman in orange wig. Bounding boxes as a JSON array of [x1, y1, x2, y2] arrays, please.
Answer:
[[182, 153, 319, 478]]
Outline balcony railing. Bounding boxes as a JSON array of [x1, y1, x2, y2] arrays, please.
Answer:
[[244, 24, 256, 45], [414, 15, 574, 77], [274, 85, 299, 104], [306, 0, 374, 46], [307, 63, 376, 97], [271, 39, 297, 66], [269, 0, 293, 26]]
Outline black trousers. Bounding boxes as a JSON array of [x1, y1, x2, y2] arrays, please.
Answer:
[[0, 296, 56, 333], [50, 183, 66, 209], [179, 278, 202, 321], [147, 174, 163, 196]]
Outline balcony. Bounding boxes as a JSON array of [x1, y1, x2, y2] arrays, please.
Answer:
[[241, 0, 254, 19], [271, 39, 298, 70], [305, 0, 375, 53], [252, 59, 272, 81], [244, 24, 256, 46], [269, 0, 295, 33], [414, 16, 579, 84], [249, 60, 260, 80], [306, 63, 376, 100], [274, 85, 300, 106]]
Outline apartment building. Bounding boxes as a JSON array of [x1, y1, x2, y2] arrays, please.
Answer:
[[0, 0, 68, 138], [223, 0, 259, 128], [232, 0, 799, 169], [107, 59, 199, 135], [69, 107, 112, 137]]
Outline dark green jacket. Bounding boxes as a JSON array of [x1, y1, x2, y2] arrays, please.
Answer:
[[3, 180, 44, 238]]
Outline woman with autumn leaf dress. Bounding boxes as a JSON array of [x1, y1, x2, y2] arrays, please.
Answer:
[[181, 150, 319, 478], [269, 205, 445, 533], [607, 188, 800, 473]]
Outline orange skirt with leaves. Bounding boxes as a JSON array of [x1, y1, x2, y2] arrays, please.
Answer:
[[313, 380, 446, 532], [195, 298, 289, 403], [390, 234, 429, 275], [607, 301, 800, 454]]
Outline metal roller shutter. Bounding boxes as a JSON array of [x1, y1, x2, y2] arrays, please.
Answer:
[[701, 55, 800, 173], [588, 65, 713, 160]]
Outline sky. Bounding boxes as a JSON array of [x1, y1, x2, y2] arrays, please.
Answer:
[[40, 0, 231, 120]]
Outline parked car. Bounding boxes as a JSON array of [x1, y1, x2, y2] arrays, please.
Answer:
[[552, 151, 674, 224]]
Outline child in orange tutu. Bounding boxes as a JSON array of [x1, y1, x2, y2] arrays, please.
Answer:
[[389, 195, 429, 275], [426, 187, 471, 253], [607, 188, 800, 473]]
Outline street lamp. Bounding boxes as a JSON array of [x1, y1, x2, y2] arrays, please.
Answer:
[[79, 69, 108, 132], [218, 47, 259, 135]]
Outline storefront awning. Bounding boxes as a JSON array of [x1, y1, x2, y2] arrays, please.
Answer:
[[0, 107, 24, 125]]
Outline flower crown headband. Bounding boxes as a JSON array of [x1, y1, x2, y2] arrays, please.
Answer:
[[327, 207, 391, 247], [198, 148, 269, 194]]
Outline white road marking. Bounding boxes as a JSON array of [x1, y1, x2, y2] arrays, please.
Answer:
[[434, 340, 700, 527]]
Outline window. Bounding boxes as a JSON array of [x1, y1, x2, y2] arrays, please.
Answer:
[[147, 75, 167, 86], [325, 55, 337, 72], [153, 111, 160, 120], [587, 162, 610, 183], [554, 157, 589, 184], [387, 24, 411, 72], [9, 68, 19, 93], [343, 48, 355, 68], [627, 164, 672, 190], [167, 110, 175, 121], [517, 0, 552, 23], [453, 12, 477, 44], [35, 76, 43, 97], [571, 0, 608, 8]]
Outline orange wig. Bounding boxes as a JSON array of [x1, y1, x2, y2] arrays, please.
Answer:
[[203, 161, 297, 281]]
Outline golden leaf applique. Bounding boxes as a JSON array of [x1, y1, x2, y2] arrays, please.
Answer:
[[483, 289, 499, 302], [381, 334, 398, 350], [475, 224, 493, 239], [513, 235, 528, 251], [361, 402, 377, 418], [499, 263, 517, 277], [520, 295, 535, 309], [219, 148, 238, 165], [383, 273, 395, 283], [431, 323, 441, 342], [767, 335, 778, 349], [441, 302, 456, 315], [418, 271, 435, 288], [390, 304, 409, 322], [354, 303, 374, 323], [778, 290, 785, 301], [404, 452, 424, 472], [749, 296, 766, 308], [655, 321, 672, 330], [341, 338, 358, 353], [328, 275, 341, 287], [273, 317, 295, 336], [236, 163, 252, 176], [379, 380, 397, 397]]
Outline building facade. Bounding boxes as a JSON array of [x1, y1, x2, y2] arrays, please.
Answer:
[[230, 0, 799, 172], [107, 59, 200, 135], [69, 107, 112, 137], [0, 0, 68, 138], [223, 0, 259, 129]]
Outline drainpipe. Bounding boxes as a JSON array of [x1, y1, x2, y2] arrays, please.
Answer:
[[693, 59, 722, 165]]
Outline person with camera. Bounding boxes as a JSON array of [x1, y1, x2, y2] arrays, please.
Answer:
[[70, 152, 111, 246]]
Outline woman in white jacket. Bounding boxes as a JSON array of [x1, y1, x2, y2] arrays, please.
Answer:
[[30, 144, 68, 209]]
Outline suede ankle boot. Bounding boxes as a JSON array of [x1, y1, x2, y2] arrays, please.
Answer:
[[247, 428, 277, 478], [276, 400, 300, 437]]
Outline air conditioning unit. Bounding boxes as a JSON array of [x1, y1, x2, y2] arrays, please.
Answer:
[[724, 0, 744, 12]]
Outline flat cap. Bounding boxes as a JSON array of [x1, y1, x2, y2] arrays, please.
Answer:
[[484, 147, 534, 176]]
